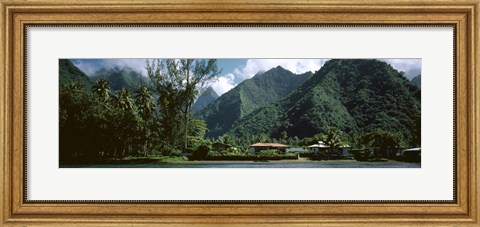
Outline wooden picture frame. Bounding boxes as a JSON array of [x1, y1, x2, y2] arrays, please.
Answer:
[[1, 0, 478, 225]]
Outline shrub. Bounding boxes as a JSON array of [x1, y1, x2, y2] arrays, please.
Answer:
[[169, 149, 183, 157], [258, 149, 279, 157], [191, 144, 210, 160], [224, 147, 242, 155]]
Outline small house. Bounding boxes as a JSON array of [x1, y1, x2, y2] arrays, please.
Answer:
[[308, 141, 351, 158], [249, 143, 290, 154], [338, 145, 351, 157], [308, 141, 328, 154]]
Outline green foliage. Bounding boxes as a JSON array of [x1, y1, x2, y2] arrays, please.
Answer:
[[217, 134, 236, 146], [92, 78, 110, 102], [59, 83, 144, 163], [258, 149, 280, 156], [111, 89, 135, 111], [134, 85, 155, 120], [224, 147, 244, 155], [191, 144, 210, 160], [323, 127, 344, 149], [189, 117, 208, 138], [133, 85, 155, 156], [147, 59, 220, 150], [187, 136, 212, 154], [197, 66, 313, 138], [156, 83, 184, 151], [360, 131, 405, 150], [59, 59, 219, 164]]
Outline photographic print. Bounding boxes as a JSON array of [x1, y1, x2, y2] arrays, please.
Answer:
[[59, 58, 421, 168]]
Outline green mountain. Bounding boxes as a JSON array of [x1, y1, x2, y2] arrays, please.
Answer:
[[59, 59, 93, 88], [91, 66, 146, 91], [229, 59, 421, 146], [197, 66, 313, 138], [192, 86, 219, 112], [411, 74, 421, 88]]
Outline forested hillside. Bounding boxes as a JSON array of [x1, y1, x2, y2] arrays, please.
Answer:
[[229, 59, 421, 147], [59, 59, 93, 88], [197, 66, 313, 138]]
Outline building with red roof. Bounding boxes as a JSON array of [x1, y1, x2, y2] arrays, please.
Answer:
[[249, 143, 290, 154]]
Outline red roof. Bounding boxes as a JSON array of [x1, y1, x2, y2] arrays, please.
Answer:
[[249, 143, 290, 148]]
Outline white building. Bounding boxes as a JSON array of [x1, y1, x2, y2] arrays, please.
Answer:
[[308, 141, 350, 157], [308, 141, 328, 154]]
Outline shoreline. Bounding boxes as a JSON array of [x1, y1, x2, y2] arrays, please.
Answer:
[[61, 159, 420, 166], [171, 159, 359, 164]]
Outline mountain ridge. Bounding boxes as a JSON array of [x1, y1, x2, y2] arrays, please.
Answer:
[[411, 74, 421, 88], [228, 59, 421, 146], [197, 66, 314, 138], [91, 66, 147, 91], [59, 59, 93, 88]]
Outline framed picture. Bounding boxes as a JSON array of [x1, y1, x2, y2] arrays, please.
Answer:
[[1, 0, 479, 225]]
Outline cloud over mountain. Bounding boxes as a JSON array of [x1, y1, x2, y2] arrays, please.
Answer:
[[211, 59, 327, 95]]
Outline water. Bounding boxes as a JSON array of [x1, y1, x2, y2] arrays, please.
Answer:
[[61, 160, 421, 168]]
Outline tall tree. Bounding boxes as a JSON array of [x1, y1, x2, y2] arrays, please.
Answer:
[[147, 59, 220, 151], [111, 88, 135, 111], [135, 85, 155, 156], [135, 85, 154, 120], [146, 60, 182, 152], [323, 127, 343, 154], [360, 131, 404, 157], [92, 78, 110, 103]]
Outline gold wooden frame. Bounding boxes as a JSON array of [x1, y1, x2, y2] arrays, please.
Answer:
[[1, 0, 479, 225]]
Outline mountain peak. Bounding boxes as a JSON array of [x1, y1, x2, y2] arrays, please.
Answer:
[[203, 86, 219, 97], [91, 66, 146, 91], [192, 86, 219, 112], [229, 59, 421, 146], [411, 74, 421, 88], [197, 67, 313, 138], [270, 65, 289, 73]]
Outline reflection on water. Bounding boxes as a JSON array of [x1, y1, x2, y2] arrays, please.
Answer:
[[61, 161, 421, 168]]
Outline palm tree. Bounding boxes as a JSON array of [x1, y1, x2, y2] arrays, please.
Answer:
[[135, 85, 154, 156], [111, 89, 134, 111], [218, 134, 235, 145], [63, 82, 84, 92], [323, 127, 343, 155], [135, 85, 154, 120], [92, 78, 110, 102], [110, 89, 137, 157]]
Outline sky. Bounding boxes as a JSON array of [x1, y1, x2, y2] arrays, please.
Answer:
[[71, 58, 421, 96]]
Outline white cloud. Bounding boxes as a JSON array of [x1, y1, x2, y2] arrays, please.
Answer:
[[71, 60, 98, 76], [73, 58, 420, 96], [102, 59, 148, 76], [210, 73, 236, 95], [234, 59, 327, 81], [380, 59, 422, 79], [211, 59, 327, 95], [73, 59, 148, 77]]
